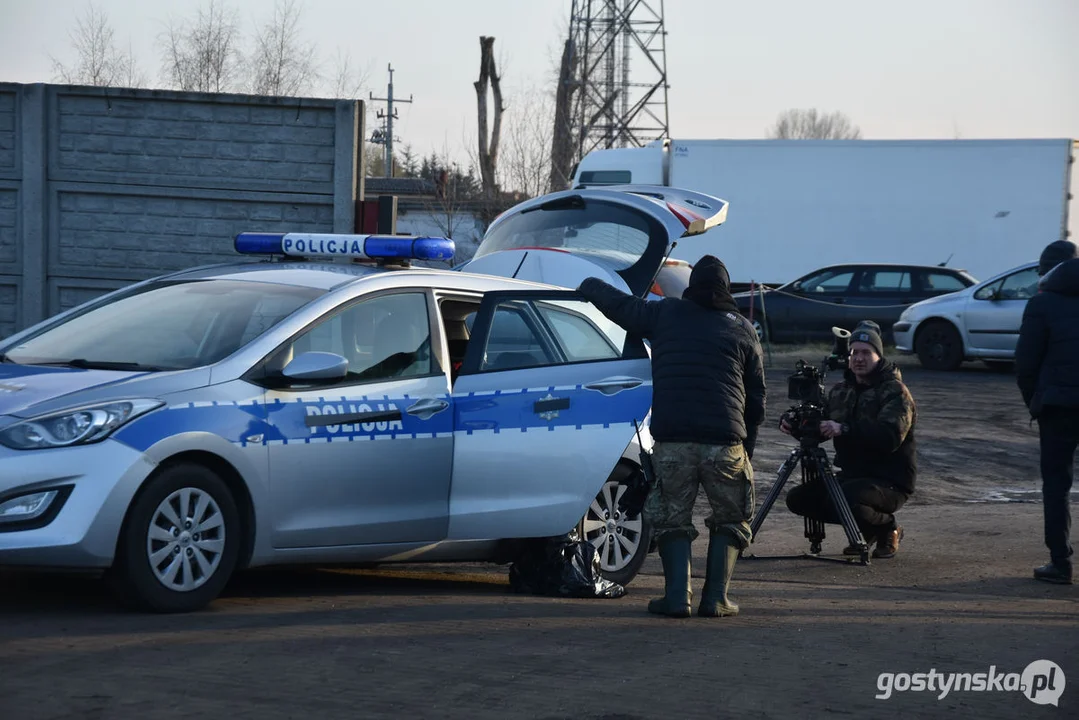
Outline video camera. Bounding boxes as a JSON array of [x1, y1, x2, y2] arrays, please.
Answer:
[[781, 327, 851, 445]]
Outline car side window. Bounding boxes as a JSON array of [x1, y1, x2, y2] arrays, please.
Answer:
[[269, 292, 434, 383], [799, 270, 855, 293], [859, 270, 911, 293], [478, 298, 625, 371], [535, 300, 623, 362], [482, 302, 556, 371], [997, 268, 1040, 300], [922, 272, 968, 293]]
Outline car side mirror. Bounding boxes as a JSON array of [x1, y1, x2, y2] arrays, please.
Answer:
[[282, 351, 349, 382], [974, 286, 998, 301], [791, 281, 803, 292]]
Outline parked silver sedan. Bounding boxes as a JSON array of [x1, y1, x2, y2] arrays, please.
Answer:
[[0, 185, 727, 612], [893, 261, 1039, 370]]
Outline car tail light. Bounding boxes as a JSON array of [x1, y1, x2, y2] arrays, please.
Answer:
[[650, 281, 664, 296]]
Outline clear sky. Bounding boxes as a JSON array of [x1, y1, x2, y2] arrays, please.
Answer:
[[1, 0, 1077, 238], [2, 0, 1076, 147]]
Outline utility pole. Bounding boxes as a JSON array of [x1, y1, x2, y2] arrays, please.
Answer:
[[369, 64, 413, 177]]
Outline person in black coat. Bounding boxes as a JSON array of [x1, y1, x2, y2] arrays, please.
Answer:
[[1016, 240, 1079, 585], [578, 255, 766, 617]]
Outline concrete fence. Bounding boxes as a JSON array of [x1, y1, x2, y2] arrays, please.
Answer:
[[0, 83, 363, 339]]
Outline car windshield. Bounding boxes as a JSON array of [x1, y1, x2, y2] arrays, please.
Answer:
[[3, 279, 323, 370], [474, 199, 656, 271]]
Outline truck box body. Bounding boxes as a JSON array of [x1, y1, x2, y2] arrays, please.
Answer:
[[573, 139, 1075, 285]]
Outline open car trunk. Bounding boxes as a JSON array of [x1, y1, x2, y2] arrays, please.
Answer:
[[458, 186, 728, 297]]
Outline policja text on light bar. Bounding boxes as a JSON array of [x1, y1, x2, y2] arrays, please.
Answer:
[[234, 232, 455, 261]]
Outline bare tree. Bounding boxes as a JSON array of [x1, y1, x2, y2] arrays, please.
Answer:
[[325, 47, 369, 99], [548, 36, 579, 191], [503, 85, 554, 198], [767, 109, 862, 140], [160, 0, 243, 93], [474, 36, 504, 201], [249, 0, 318, 97], [51, 2, 145, 87]]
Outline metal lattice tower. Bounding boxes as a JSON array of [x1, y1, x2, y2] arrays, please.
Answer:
[[569, 0, 670, 158]]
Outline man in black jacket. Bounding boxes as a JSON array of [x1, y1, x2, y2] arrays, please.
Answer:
[[578, 255, 766, 618], [1016, 240, 1079, 585]]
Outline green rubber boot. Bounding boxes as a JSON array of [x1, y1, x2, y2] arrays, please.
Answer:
[[698, 532, 740, 617], [647, 532, 692, 618]]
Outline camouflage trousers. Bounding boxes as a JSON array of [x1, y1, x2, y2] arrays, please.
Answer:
[[645, 441, 755, 549]]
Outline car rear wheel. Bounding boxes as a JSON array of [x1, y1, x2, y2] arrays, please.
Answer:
[[916, 320, 964, 371], [580, 465, 653, 586], [744, 313, 766, 341], [110, 463, 240, 613]]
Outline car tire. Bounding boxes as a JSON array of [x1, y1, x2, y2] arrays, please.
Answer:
[[109, 463, 241, 613], [745, 313, 766, 342], [915, 320, 964, 371], [579, 463, 654, 587]]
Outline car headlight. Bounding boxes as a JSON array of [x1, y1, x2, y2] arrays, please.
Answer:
[[0, 399, 163, 450]]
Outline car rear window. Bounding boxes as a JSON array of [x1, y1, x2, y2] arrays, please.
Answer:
[[473, 199, 657, 271]]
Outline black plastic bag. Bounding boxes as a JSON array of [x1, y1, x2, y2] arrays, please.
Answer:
[[508, 528, 627, 599]]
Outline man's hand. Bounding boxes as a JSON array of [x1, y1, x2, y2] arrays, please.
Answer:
[[819, 420, 843, 439], [779, 417, 793, 436]]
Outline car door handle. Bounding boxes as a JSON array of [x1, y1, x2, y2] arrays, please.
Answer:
[[832, 297, 846, 304], [305, 408, 402, 427], [406, 398, 450, 420], [584, 376, 644, 396]]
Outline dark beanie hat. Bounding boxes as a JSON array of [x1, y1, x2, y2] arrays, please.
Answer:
[[850, 327, 884, 358], [1038, 240, 1078, 276], [854, 319, 882, 335]]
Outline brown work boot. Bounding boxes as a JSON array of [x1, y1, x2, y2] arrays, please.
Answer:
[[873, 526, 904, 558]]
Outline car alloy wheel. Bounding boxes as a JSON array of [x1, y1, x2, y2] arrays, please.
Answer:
[[582, 479, 644, 573], [146, 487, 226, 592], [751, 318, 764, 341]]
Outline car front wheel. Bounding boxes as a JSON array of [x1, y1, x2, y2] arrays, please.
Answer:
[[916, 320, 964, 371], [110, 463, 241, 613], [580, 465, 653, 586]]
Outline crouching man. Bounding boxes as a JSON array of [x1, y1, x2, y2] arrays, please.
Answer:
[[782, 327, 918, 558]]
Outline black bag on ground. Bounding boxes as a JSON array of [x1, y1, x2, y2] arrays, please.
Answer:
[[508, 528, 626, 599]]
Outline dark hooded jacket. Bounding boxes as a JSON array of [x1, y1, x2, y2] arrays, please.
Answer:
[[826, 360, 918, 494], [1016, 257, 1079, 417], [577, 256, 766, 451]]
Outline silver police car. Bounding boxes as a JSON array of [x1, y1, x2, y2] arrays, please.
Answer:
[[0, 185, 727, 612]]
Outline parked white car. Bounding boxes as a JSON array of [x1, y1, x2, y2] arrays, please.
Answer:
[[893, 261, 1040, 370]]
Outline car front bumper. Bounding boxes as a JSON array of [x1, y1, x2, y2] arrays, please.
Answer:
[[0, 439, 155, 568], [892, 321, 915, 354]]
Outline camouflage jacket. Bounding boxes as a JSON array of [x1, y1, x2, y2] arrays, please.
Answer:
[[826, 361, 917, 494]]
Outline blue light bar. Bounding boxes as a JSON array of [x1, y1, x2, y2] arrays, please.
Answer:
[[234, 233, 455, 261]]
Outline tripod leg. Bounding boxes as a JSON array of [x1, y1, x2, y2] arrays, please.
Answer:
[[804, 517, 825, 555], [800, 459, 826, 554], [749, 449, 801, 539], [814, 449, 870, 564]]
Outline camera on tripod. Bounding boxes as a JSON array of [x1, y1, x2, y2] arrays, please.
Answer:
[[750, 324, 870, 564], [780, 327, 852, 444]]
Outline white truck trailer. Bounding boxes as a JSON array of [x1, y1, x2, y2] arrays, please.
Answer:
[[571, 138, 1075, 286]]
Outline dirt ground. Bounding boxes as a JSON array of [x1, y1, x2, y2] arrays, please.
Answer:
[[1, 353, 1076, 720]]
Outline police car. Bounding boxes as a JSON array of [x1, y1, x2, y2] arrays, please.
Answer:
[[0, 185, 727, 612]]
